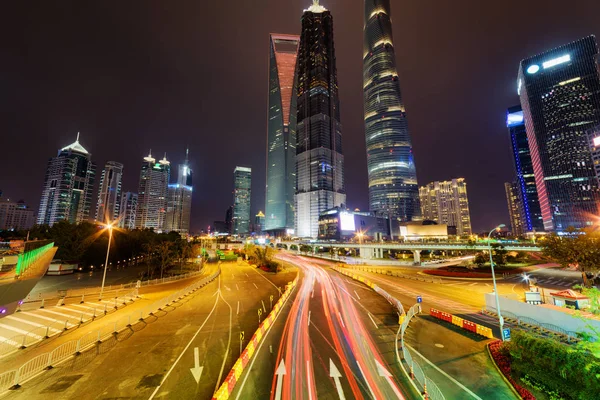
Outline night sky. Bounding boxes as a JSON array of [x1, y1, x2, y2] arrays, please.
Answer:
[[2, 1, 600, 233]]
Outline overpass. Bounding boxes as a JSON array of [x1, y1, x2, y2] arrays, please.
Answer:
[[278, 241, 542, 264]]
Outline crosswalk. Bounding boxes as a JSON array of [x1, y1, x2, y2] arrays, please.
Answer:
[[503, 274, 576, 288], [0, 299, 123, 352]]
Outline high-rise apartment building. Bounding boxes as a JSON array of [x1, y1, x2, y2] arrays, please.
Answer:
[[363, 0, 420, 221], [295, 1, 346, 238], [165, 150, 193, 235], [265, 33, 300, 235], [95, 161, 123, 224], [37, 134, 96, 226], [232, 167, 251, 235], [135, 152, 170, 231], [118, 192, 138, 230], [586, 124, 600, 186], [225, 205, 233, 234], [419, 178, 472, 236], [0, 195, 35, 231], [518, 36, 600, 231], [505, 181, 525, 236], [506, 105, 544, 232]]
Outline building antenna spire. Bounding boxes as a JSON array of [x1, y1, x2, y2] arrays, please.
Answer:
[[76, 131, 80, 142], [185, 146, 189, 162]]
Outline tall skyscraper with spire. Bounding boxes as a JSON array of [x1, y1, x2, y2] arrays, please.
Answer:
[[363, 0, 420, 221], [135, 151, 170, 231], [265, 33, 300, 236], [37, 133, 96, 226], [165, 148, 193, 235], [95, 161, 123, 224], [295, 1, 346, 238]]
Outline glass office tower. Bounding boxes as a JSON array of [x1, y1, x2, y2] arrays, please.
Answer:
[[265, 33, 300, 235], [363, 0, 420, 221], [295, 1, 346, 238], [95, 161, 123, 224], [165, 149, 193, 235], [518, 36, 600, 231], [118, 192, 138, 230], [37, 134, 96, 226], [135, 152, 170, 231], [232, 166, 252, 235], [506, 106, 544, 232]]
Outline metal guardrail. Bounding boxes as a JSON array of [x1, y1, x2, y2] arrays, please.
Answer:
[[0, 268, 221, 393]]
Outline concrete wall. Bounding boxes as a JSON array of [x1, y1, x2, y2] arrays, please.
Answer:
[[485, 293, 600, 335]]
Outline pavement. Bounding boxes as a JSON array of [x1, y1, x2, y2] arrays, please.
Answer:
[[1, 261, 296, 400]]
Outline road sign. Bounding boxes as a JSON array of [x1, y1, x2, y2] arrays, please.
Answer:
[[417, 296, 422, 303], [503, 328, 511, 341]]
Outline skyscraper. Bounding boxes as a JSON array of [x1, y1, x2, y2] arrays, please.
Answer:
[[363, 0, 420, 221], [135, 152, 170, 231], [419, 178, 472, 236], [37, 134, 96, 226], [232, 166, 251, 235], [265, 33, 300, 235], [518, 36, 600, 231], [95, 161, 123, 224], [506, 105, 544, 232], [118, 192, 137, 230], [505, 181, 525, 236], [586, 124, 600, 186], [165, 149, 193, 235], [295, 1, 345, 238]]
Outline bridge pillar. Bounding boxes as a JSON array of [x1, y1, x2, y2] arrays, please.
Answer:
[[413, 250, 422, 265], [359, 247, 374, 259]]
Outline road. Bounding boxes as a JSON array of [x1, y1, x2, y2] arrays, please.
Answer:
[[2, 261, 296, 400], [232, 253, 419, 400]]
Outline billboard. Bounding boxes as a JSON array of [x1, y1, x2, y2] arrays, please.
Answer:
[[339, 212, 356, 231]]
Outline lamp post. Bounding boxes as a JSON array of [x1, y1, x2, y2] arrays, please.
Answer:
[[99, 223, 114, 300], [488, 223, 506, 340]]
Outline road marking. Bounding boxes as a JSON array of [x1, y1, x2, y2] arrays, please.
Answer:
[[468, 282, 478, 287], [214, 288, 234, 393], [245, 273, 249, 278], [308, 310, 311, 327], [274, 359, 286, 400], [338, 312, 345, 328], [18, 311, 74, 327], [435, 343, 444, 348], [4, 316, 61, 333], [356, 361, 377, 399], [261, 300, 266, 313], [0, 323, 42, 338], [147, 288, 220, 400], [353, 290, 360, 300], [236, 283, 239, 291], [237, 301, 240, 315], [37, 308, 82, 320], [329, 359, 346, 400], [0, 335, 20, 347], [65, 305, 94, 315], [253, 283, 259, 290], [367, 313, 378, 329], [406, 343, 483, 400], [246, 263, 280, 290], [375, 359, 404, 399], [307, 360, 314, 400], [190, 347, 204, 383]]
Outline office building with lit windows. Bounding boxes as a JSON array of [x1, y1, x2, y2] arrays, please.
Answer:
[[265, 33, 300, 236], [95, 161, 123, 224], [295, 1, 346, 238], [363, 0, 420, 221], [505, 181, 525, 236], [232, 167, 252, 235], [587, 124, 600, 186], [518, 36, 600, 231], [118, 192, 137, 230], [37, 134, 96, 226], [506, 105, 544, 232], [165, 149, 193, 235], [0, 195, 35, 231], [135, 152, 170, 231], [419, 178, 472, 236]]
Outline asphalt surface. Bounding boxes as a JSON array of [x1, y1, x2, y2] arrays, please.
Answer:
[[232, 254, 419, 400], [1, 261, 296, 400]]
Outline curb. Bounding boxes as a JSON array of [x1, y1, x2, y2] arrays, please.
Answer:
[[485, 342, 524, 400]]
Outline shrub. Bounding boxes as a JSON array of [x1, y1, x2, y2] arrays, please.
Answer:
[[488, 340, 535, 399]]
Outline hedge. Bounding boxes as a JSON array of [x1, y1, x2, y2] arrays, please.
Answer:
[[507, 330, 600, 400]]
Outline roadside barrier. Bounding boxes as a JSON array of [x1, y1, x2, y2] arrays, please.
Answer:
[[213, 275, 299, 400], [0, 268, 221, 394], [339, 264, 444, 285], [430, 308, 494, 339]]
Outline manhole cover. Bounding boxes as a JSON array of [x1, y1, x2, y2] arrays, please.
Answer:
[[435, 343, 444, 348]]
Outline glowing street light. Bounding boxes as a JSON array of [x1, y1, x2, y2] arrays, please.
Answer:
[[99, 221, 115, 300], [355, 231, 364, 245], [488, 224, 506, 340]]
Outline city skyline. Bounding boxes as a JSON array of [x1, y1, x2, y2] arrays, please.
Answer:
[[2, 1, 600, 233]]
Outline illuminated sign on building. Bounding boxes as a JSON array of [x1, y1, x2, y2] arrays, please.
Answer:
[[543, 54, 571, 69], [594, 136, 600, 147], [506, 110, 524, 127], [517, 78, 522, 95], [527, 64, 540, 74], [339, 212, 356, 231]]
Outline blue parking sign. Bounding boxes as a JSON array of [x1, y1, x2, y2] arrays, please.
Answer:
[[417, 296, 422, 303], [503, 328, 511, 341]]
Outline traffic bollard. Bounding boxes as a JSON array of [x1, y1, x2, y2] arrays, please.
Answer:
[[41, 298, 45, 309], [80, 294, 85, 304]]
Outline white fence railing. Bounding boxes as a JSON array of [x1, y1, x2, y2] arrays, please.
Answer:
[[0, 268, 221, 393]]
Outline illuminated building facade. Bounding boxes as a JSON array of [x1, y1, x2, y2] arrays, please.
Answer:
[[95, 161, 123, 224], [419, 178, 472, 236], [587, 124, 600, 186], [364, 0, 420, 221], [0, 195, 35, 231], [118, 192, 137, 230], [232, 167, 252, 235], [265, 34, 299, 235], [165, 149, 193, 235], [135, 152, 170, 231], [506, 105, 544, 232], [295, 1, 346, 238], [518, 36, 600, 231], [505, 181, 525, 236], [37, 134, 96, 226]]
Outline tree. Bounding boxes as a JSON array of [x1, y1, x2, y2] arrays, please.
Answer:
[[491, 243, 508, 267], [474, 253, 487, 267], [156, 241, 174, 279], [541, 227, 600, 286]]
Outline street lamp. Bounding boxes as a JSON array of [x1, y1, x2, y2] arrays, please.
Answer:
[[355, 231, 364, 245], [488, 224, 506, 340], [99, 222, 115, 300]]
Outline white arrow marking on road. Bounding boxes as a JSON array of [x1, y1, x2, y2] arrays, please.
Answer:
[[329, 359, 346, 400], [275, 359, 286, 400], [375, 359, 404, 399], [190, 347, 204, 383]]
